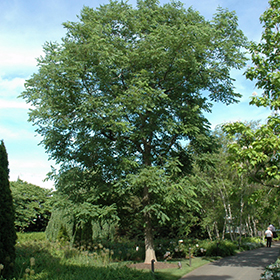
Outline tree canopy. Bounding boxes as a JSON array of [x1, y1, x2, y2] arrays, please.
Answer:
[[10, 179, 53, 232], [223, 0, 280, 187], [21, 0, 248, 262]]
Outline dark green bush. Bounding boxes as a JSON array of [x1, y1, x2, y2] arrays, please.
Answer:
[[155, 239, 186, 260], [0, 141, 17, 279], [204, 240, 237, 257]]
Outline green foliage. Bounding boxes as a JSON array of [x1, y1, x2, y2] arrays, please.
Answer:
[[223, 120, 280, 185], [243, 241, 263, 250], [11, 233, 266, 280], [21, 0, 248, 179], [154, 239, 187, 259], [17, 232, 46, 243], [190, 238, 262, 258], [10, 179, 52, 232], [46, 207, 117, 247], [261, 258, 280, 280], [223, 0, 280, 187], [45, 208, 74, 243], [20, 0, 248, 261], [13, 233, 164, 280], [204, 240, 237, 257], [246, 0, 280, 111], [0, 140, 17, 279]]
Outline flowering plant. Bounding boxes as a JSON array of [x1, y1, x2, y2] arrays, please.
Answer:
[[261, 260, 280, 280]]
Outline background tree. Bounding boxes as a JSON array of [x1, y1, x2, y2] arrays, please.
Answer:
[[0, 140, 17, 279], [10, 179, 52, 232], [223, 0, 280, 187], [194, 127, 277, 240], [21, 0, 247, 262]]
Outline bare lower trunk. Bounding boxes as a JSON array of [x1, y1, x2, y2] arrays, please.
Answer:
[[143, 185, 157, 263], [239, 196, 244, 248], [222, 219, 226, 240], [247, 215, 253, 237], [214, 221, 220, 239], [206, 225, 212, 241], [144, 220, 157, 263], [219, 185, 233, 241], [253, 218, 257, 237]]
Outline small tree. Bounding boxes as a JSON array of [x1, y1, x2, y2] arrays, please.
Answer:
[[10, 179, 52, 232], [0, 140, 17, 279]]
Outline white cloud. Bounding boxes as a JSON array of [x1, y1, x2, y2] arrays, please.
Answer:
[[9, 158, 56, 190], [0, 76, 25, 89], [0, 76, 26, 101], [0, 99, 30, 109], [10, 172, 55, 190], [0, 126, 20, 139], [0, 46, 40, 70], [0, 76, 33, 111], [0, 122, 36, 140]]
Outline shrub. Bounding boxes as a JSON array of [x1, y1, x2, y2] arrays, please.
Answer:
[[0, 140, 17, 279], [260, 258, 280, 280], [204, 240, 237, 257]]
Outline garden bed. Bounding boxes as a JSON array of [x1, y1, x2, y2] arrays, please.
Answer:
[[128, 261, 178, 270]]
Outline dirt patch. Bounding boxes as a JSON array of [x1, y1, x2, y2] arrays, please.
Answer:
[[128, 261, 178, 270]]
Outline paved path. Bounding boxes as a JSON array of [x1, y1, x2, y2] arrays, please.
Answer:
[[180, 242, 280, 280]]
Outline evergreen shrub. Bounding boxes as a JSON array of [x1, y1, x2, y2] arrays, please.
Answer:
[[0, 140, 17, 279]]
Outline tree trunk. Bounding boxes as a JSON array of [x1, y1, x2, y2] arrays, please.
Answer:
[[219, 185, 233, 241], [143, 185, 157, 263], [206, 225, 212, 241], [214, 221, 220, 239], [222, 219, 226, 240], [253, 218, 257, 237], [239, 195, 244, 248]]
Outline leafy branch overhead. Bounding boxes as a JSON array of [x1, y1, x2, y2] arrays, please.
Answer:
[[223, 0, 280, 187]]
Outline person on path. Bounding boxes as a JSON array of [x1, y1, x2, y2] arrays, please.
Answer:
[[265, 227, 273, 247], [269, 224, 277, 238]]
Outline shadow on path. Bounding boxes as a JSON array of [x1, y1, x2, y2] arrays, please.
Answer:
[[180, 242, 280, 280], [211, 246, 279, 268]]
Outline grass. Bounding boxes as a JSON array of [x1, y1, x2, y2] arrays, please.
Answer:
[[11, 232, 214, 280], [147, 258, 214, 280]]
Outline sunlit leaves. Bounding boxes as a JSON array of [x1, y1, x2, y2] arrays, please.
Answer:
[[223, 1, 280, 187], [245, 0, 280, 110], [20, 0, 248, 256], [10, 179, 52, 232]]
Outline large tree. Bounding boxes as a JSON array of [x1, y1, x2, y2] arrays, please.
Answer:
[[0, 140, 17, 279], [21, 0, 247, 262]]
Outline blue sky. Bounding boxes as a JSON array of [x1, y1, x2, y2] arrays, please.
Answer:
[[0, 0, 270, 189]]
